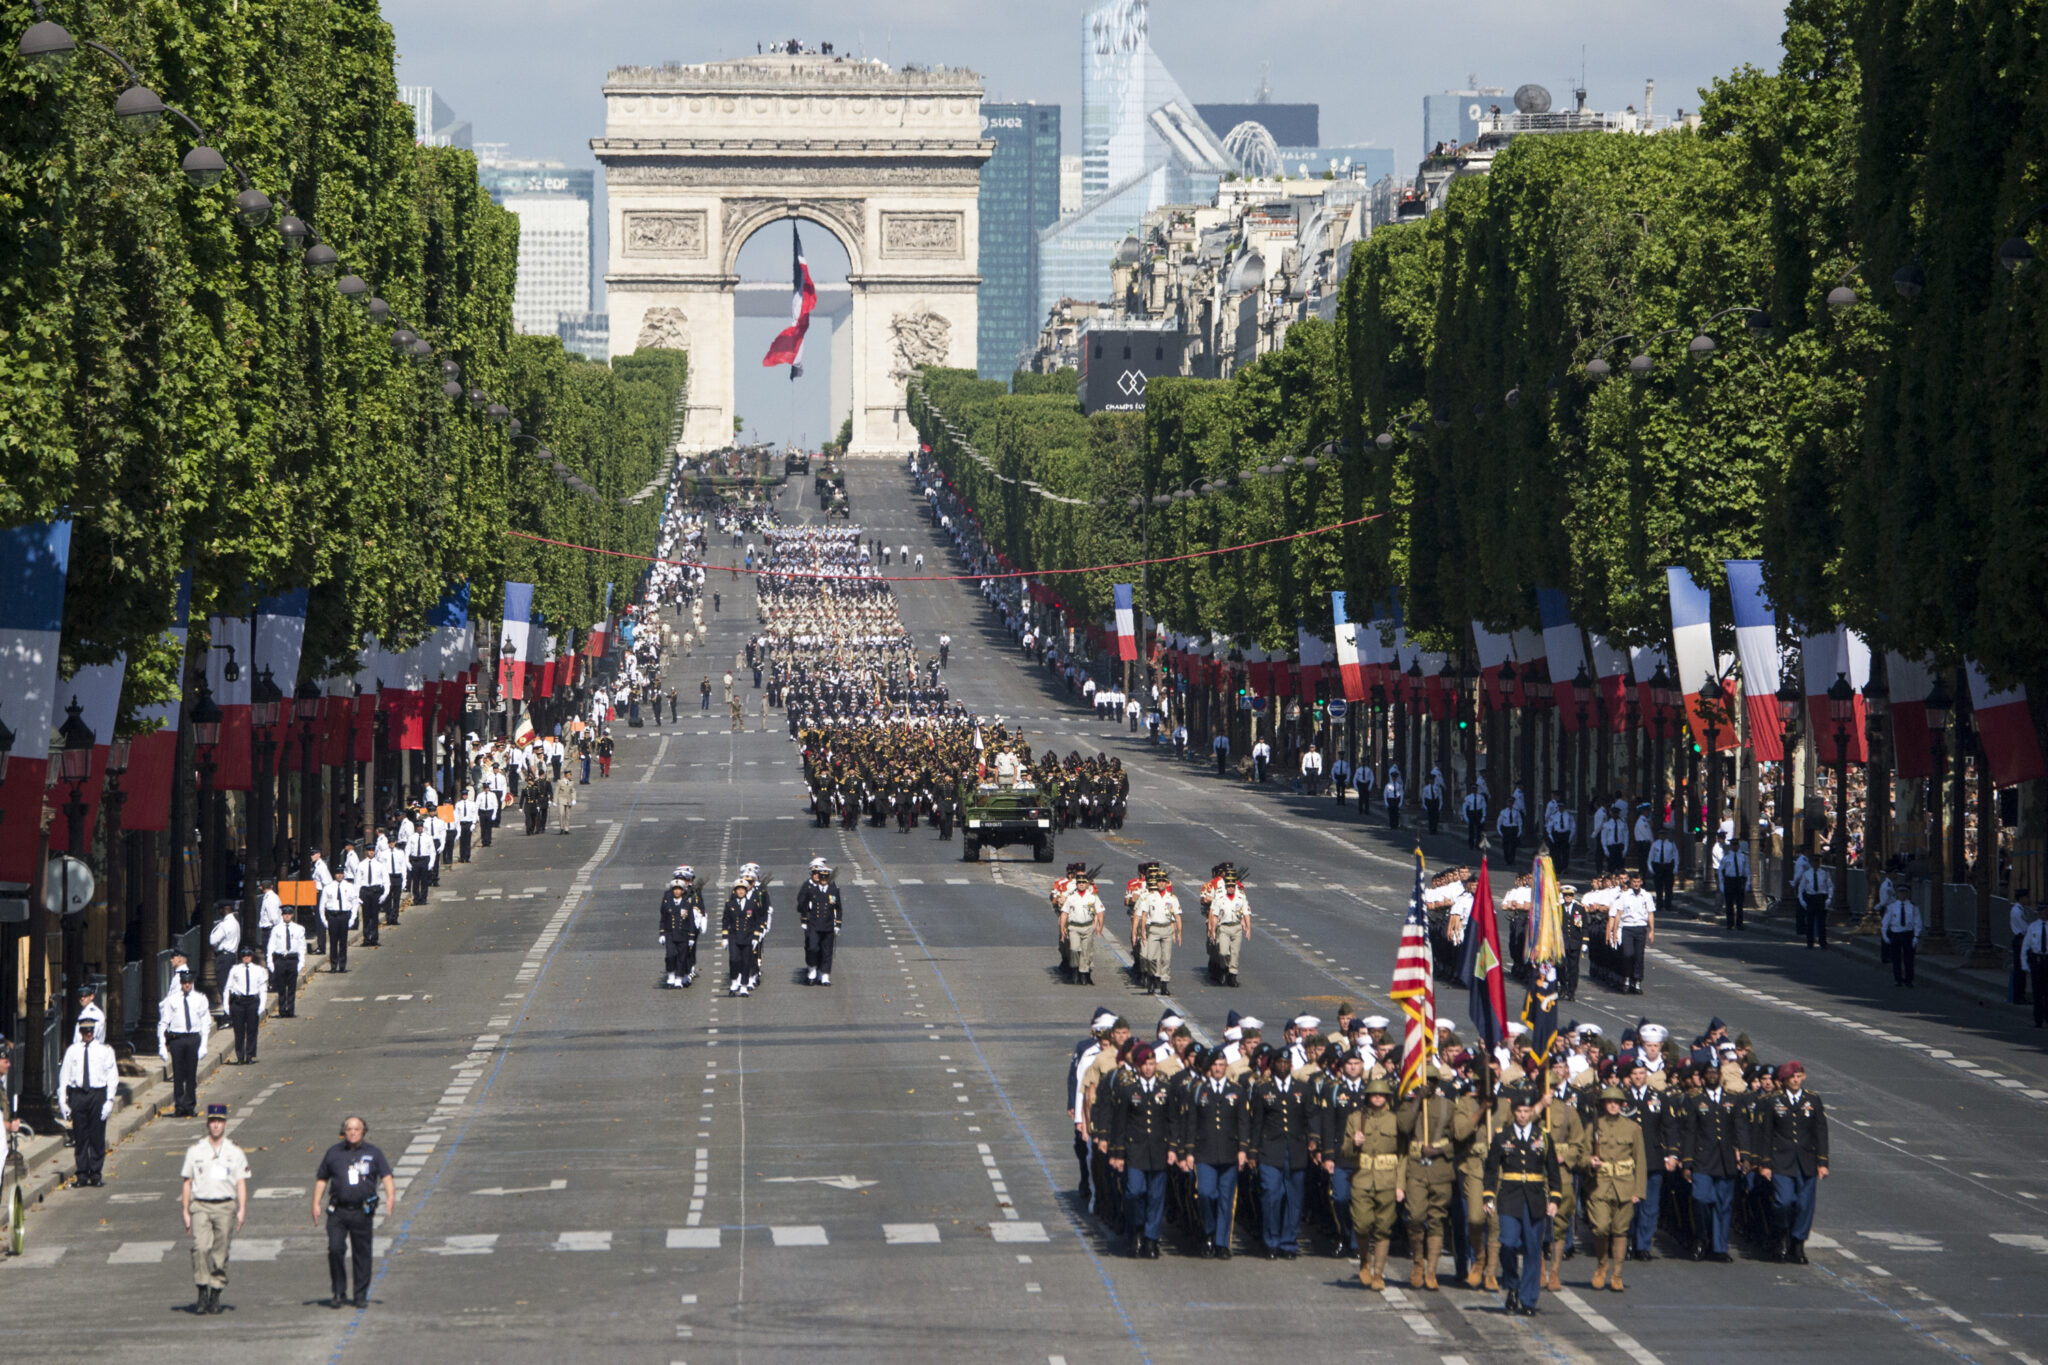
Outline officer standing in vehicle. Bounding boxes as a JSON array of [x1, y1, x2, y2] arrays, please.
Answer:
[[798, 857, 843, 986]]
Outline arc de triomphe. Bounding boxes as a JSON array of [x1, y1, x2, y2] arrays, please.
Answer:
[[594, 54, 991, 457]]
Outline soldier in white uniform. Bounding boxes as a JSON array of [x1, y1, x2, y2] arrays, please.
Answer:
[[1130, 866, 1182, 994]]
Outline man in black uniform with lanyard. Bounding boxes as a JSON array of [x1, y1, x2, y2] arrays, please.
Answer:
[[1174, 1048, 1250, 1259], [797, 857, 844, 986], [1483, 1087, 1563, 1316], [312, 1115, 395, 1309], [1107, 1043, 1175, 1258]]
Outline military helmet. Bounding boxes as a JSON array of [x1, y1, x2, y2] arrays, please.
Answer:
[[1363, 1075, 1394, 1097], [1599, 1086, 1627, 1103]]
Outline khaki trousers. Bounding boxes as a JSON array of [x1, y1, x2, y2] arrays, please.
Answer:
[[1213, 921, 1244, 975], [1065, 921, 1097, 975], [191, 1200, 236, 1288]]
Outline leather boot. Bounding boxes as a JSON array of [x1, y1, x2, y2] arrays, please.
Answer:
[[1423, 1233, 1442, 1290], [1607, 1237, 1627, 1291], [1591, 1244, 1609, 1291], [1377, 1240, 1394, 1291], [1410, 1241, 1426, 1289], [1464, 1226, 1487, 1287], [1358, 1240, 1377, 1290], [1545, 1240, 1563, 1291], [1482, 1238, 1500, 1292]]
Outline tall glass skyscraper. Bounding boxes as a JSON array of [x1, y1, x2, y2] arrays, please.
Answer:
[[1040, 0, 1231, 327], [978, 103, 1062, 380]]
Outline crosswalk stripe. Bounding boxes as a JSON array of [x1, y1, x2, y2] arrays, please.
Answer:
[[107, 1241, 174, 1264], [235, 1238, 286, 1261], [770, 1225, 829, 1247], [426, 1234, 499, 1256], [667, 1227, 721, 1248], [553, 1231, 612, 1252], [883, 1223, 941, 1244]]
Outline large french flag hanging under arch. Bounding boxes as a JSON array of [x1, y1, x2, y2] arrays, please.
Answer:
[[762, 220, 817, 380]]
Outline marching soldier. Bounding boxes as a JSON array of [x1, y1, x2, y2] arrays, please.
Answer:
[[1538, 1055, 1587, 1291], [181, 1103, 250, 1315], [1318, 1051, 1370, 1258], [1058, 870, 1107, 986], [1482, 1088, 1564, 1316], [1106, 1044, 1175, 1258], [1249, 1051, 1314, 1259], [1559, 885, 1586, 1001], [1051, 860, 1083, 977], [1678, 1061, 1748, 1262], [798, 857, 844, 986], [1398, 1067, 1459, 1288], [1585, 1087, 1645, 1291], [1174, 1048, 1250, 1259], [722, 873, 756, 996], [1130, 864, 1182, 995], [1622, 1056, 1677, 1260], [1757, 1060, 1828, 1264], [1206, 865, 1251, 988], [659, 869, 705, 989], [1337, 1075, 1403, 1288]]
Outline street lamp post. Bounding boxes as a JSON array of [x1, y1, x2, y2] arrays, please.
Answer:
[[190, 679, 223, 991], [1700, 671, 1729, 882], [1826, 672, 1855, 926], [56, 698, 95, 1043], [1496, 660, 1517, 818], [1924, 674, 1952, 938], [1573, 661, 1593, 833], [249, 666, 283, 945], [102, 735, 131, 1056], [1775, 672, 1803, 912], [295, 677, 322, 871]]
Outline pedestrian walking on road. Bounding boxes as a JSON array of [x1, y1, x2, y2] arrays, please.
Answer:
[[157, 970, 210, 1117], [554, 771, 577, 833], [267, 905, 306, 1017], [182, 1103, 248, 1315], [224, 945, 269, 1064], [313, 1116, 395, 1310], [58, 1017, 116, 1186]]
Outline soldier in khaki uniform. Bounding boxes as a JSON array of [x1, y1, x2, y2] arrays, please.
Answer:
[[1538, 1055, 1588, 1291], [1059, 871, 1107, 985], [1585, 1086, 1646, 1291], [1337, 1076, 1404, 1288], [1205, 865, 1252, 987], [1454, 1073, 1501, 1289], [1130, 866, 1182, 993], [1397, 1070, 1460, 1290]]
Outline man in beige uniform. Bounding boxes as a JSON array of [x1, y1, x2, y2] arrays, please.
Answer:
[[1206, 868, 1251, 988], [1130, 866, 1182, 994], [180, 1102, 250, 1315], [1060, 873, 1108, 986]]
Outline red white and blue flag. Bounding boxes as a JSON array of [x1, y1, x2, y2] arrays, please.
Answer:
[[1113, 583, 1137, 662], [1331, 591, 1365, 701], [1724, 559, 1785, 761], [1389, 849, 1436, 1097], [762, 220, 817, 380]]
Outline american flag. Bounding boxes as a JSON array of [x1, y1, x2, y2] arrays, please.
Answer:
[[1389, 849, 1435, 1097]]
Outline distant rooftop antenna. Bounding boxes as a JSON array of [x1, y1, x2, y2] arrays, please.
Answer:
[[1254, 61, 1272, 104]]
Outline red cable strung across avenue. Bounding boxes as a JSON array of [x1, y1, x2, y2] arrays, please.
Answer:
[[504, 506, 1397, 584]]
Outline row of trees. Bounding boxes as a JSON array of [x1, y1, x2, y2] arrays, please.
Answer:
[[910, 0, 2048, 708], [0, 0, 679, 724]]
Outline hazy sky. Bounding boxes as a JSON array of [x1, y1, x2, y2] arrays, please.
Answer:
[[386, 0, 1791, 444]]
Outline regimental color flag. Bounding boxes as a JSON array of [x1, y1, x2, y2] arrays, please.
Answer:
[[1112, 583, 1137, 662], [1458, 857, 1508, 1050], [762, 220, 817, 380], [1389, 849, 1436, 1097]]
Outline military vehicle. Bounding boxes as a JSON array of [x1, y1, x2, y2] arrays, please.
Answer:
[[959, 778, 1056, 862]]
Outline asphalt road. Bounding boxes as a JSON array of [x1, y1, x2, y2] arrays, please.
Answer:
[[5, 462, 2047, 1365]]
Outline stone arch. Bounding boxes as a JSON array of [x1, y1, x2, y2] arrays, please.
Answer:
[[719, 201, 865, 278]]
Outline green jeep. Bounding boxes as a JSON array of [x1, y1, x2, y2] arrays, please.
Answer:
[[959, 779, 1056, 863]]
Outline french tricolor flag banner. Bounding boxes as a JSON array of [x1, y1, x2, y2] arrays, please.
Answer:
[[123, 568, 192, 833], [1801, 625, 1870, 765], [1112, 583, 1137, 662], [1509, 628, 1544, 707], [391, 635, 429, 752], [1536, 588, 1590, 731], [587, 618, 609, 659], [1588, 633, 1631, 732], [762, 220, 818, 380], [1966, 661, 2047, 787], [1473, 621, 1514, 712], [1665, 566, 1733, 750], [58, 656, 126, 850], [0, 521, 71, 882], [1723, 560, 1784, 761], [1631, 642, 1672, 724], [1885, 651, 1935, 780], [321, 676, 355, 770], [1331, 592, 1365, 700], [351, 637, 381, 764], [255, 588, 309, 759], [501, 583, 542, 699], [206, 610, 255, 791]]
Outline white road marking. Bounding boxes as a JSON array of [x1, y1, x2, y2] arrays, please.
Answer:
[[770, 1225, 829, 1247], [884, 1223, 941, 1244], [553, 1231, 612, 1252], [107, 1242, 174, 1264], [426, 1234, 499, 1256], [668, 1228, 721, 1248]]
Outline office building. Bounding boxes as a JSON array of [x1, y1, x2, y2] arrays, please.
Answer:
[[399, 86, 471, 149], [1423, 84, 1506, 156], [1195, 102, 1318, 148], [504, 196, 591, 337], [977, 103, 1063, 380], [557, 312, 610, 363], [1059, 156, 1084, 217], [478, 156, 603, 337], [1040, 0, 1232, 327]]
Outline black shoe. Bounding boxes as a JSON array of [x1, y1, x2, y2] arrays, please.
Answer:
[[1790, 1240, 1808, 1265], [1281, 1249, 1299, 1259], [352, 1295, 368, 1308], [327, 1295, 346, 1310], [1639, 1249, 1656, 1262], [195, 1290, 210, 1313], [1517, 1302, 1539, 1317], [1198, 1243, 1214, 1259], [1214, 1246, 1231, 1261], [1262, 1247, 1278, 1260], [208, 1288, 226, 1314], [1692, 1244, 1706, 1262], [1710, 1251, 1733, 1263], [1503, 1289, 1520, 1313]]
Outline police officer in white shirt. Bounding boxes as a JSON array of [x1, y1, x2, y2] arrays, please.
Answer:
[[58, 1015, 117, 1185], [267, 904, 307, 1017], [1328, 752, 1350, 802], [2021, 905, 2048, 1028], [1795, 859, 1834, 949], [1462, 787, 1488, 849], [1544, 797, 1576, 872], [1251, 737, 1273, 784], [1422, 772, 1446, 834], [70, 980, 105, 1045], [224, 944, 269, 1065], [1299, 744, 1324, 796], [158, 970, 211, 1117], [1613, 872, 1656, 995], [320, 872, 353, 971], [477, 780, 500, 849], [1720, 839, 1751, 931], [257, 879, 284, 941], [1384, 769, 1405, 829], [2009, 889, 2033, 1006], [1879, 886, 1922, 987], [1496, 801, 1524, 865], [208, 909, 241, 1000], [1600, 806, 1629, 873], [454, 788, 479, 863], [1646, 830, 1681, 916]]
